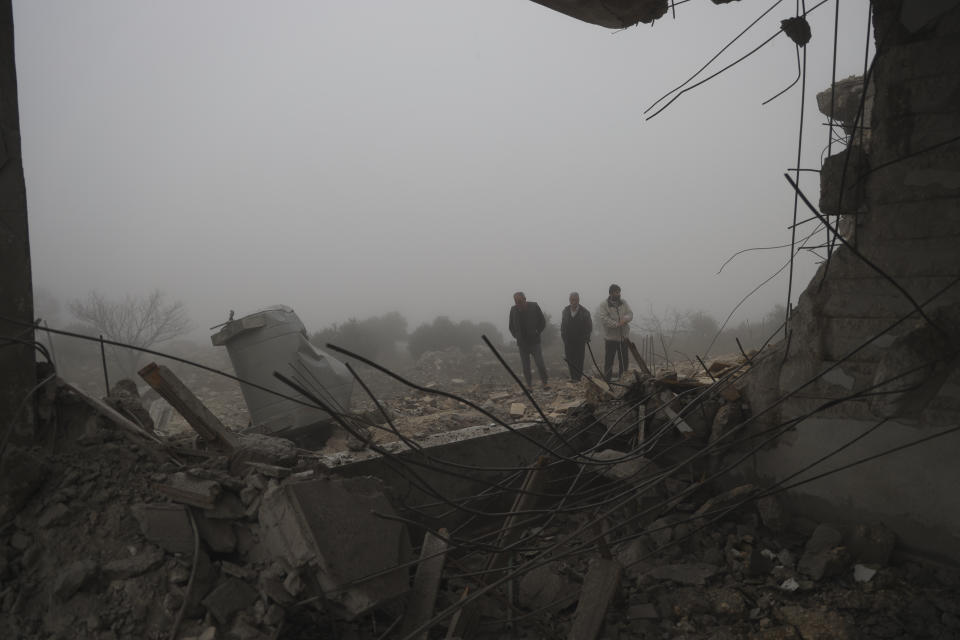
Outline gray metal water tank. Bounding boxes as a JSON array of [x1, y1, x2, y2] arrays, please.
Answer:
[[211, 306, 353, 442]]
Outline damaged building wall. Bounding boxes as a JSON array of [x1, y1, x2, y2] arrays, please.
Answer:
[[741, 0, 960, 560], [0, 0, 35, 439]]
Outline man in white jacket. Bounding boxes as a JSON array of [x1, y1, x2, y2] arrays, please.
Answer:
[[595, 284, 633, 381]]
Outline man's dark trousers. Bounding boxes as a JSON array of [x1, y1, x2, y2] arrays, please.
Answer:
[[603, 339, 628, 380], [519, 341, 548, 387], [564, 340, 587, 381]]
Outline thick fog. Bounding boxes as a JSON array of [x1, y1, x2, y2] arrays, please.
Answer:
[[15, 0, 872, 341]]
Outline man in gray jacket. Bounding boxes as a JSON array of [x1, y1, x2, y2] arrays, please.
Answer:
[[595, 284, 633, 381]]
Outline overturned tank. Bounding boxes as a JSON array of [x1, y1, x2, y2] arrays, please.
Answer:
[[211, 305, 353, 445]]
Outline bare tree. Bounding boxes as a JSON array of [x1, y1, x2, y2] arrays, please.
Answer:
[[70, 290, 191, 377]]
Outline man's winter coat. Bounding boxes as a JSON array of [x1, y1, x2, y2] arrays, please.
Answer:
[[595, 298, 633, 341], [560, 305, 592, 345], [509, 302, 546, 346]]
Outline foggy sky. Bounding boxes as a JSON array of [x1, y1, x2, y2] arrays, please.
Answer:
[[14, 0, 873, 340]]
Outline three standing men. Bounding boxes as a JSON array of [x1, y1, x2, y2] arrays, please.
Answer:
[[595, 284, 633, 381], [560, 292, 592, 382], [508, 292, 549, 389]]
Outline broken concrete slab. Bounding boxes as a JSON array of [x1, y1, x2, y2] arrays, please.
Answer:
[[568, 558, 623, 640], [509, 403, 526, 418], [401, 529, 449, 640], [130, 503, 194, 554], [194, 512, 237, 554], [798, 524, 848, 580], [155, 472, 222, 509], [257, 475, 411, 618], [202, 577, 259, 626]]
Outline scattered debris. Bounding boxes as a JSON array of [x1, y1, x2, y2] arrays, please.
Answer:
[[2, 348, 958, 640]]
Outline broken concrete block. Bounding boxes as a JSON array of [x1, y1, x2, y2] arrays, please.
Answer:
[[234, 433, 299, 465], [194, 512, 237, 553], [201, 577, 258, 626], [853, 564, 878, 583], [517, 563, 578, 613], [847, 523, 896, 565], [798, 524, 848, 580], [257, 475, 411, 618], [156, 472, 222, 509], [52, 559, 98, 600], [103, 546, 164, 580], [131, 503, 194, 554], [568, 558, 623, 640], [509, 403, 526, 418]]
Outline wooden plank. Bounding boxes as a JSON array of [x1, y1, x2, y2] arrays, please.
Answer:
[[138, 362, 239, 450], [567, 558, 623, 640], [401, 529, 450, 640]]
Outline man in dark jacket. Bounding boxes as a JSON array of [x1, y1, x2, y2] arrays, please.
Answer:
[[509, 291, 549, 389], [560, 292, 592, 382]]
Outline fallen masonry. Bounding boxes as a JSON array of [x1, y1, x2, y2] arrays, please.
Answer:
[[1, 359, 959, 640]]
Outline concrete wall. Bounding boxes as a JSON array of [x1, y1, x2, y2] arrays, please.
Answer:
[[740, 0, 960, 561], [0, 0, 35, 440]]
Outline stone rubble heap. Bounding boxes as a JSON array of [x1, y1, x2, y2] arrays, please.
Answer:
[[1, 360, 959, 640]]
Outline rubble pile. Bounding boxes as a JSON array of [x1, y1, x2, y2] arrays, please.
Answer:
[[2, 353, 959, 640], [0, 384, 411, 640]]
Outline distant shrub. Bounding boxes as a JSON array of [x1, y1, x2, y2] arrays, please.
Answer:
[[408, 316, 504, 359], [311, 311, 408, 363]]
